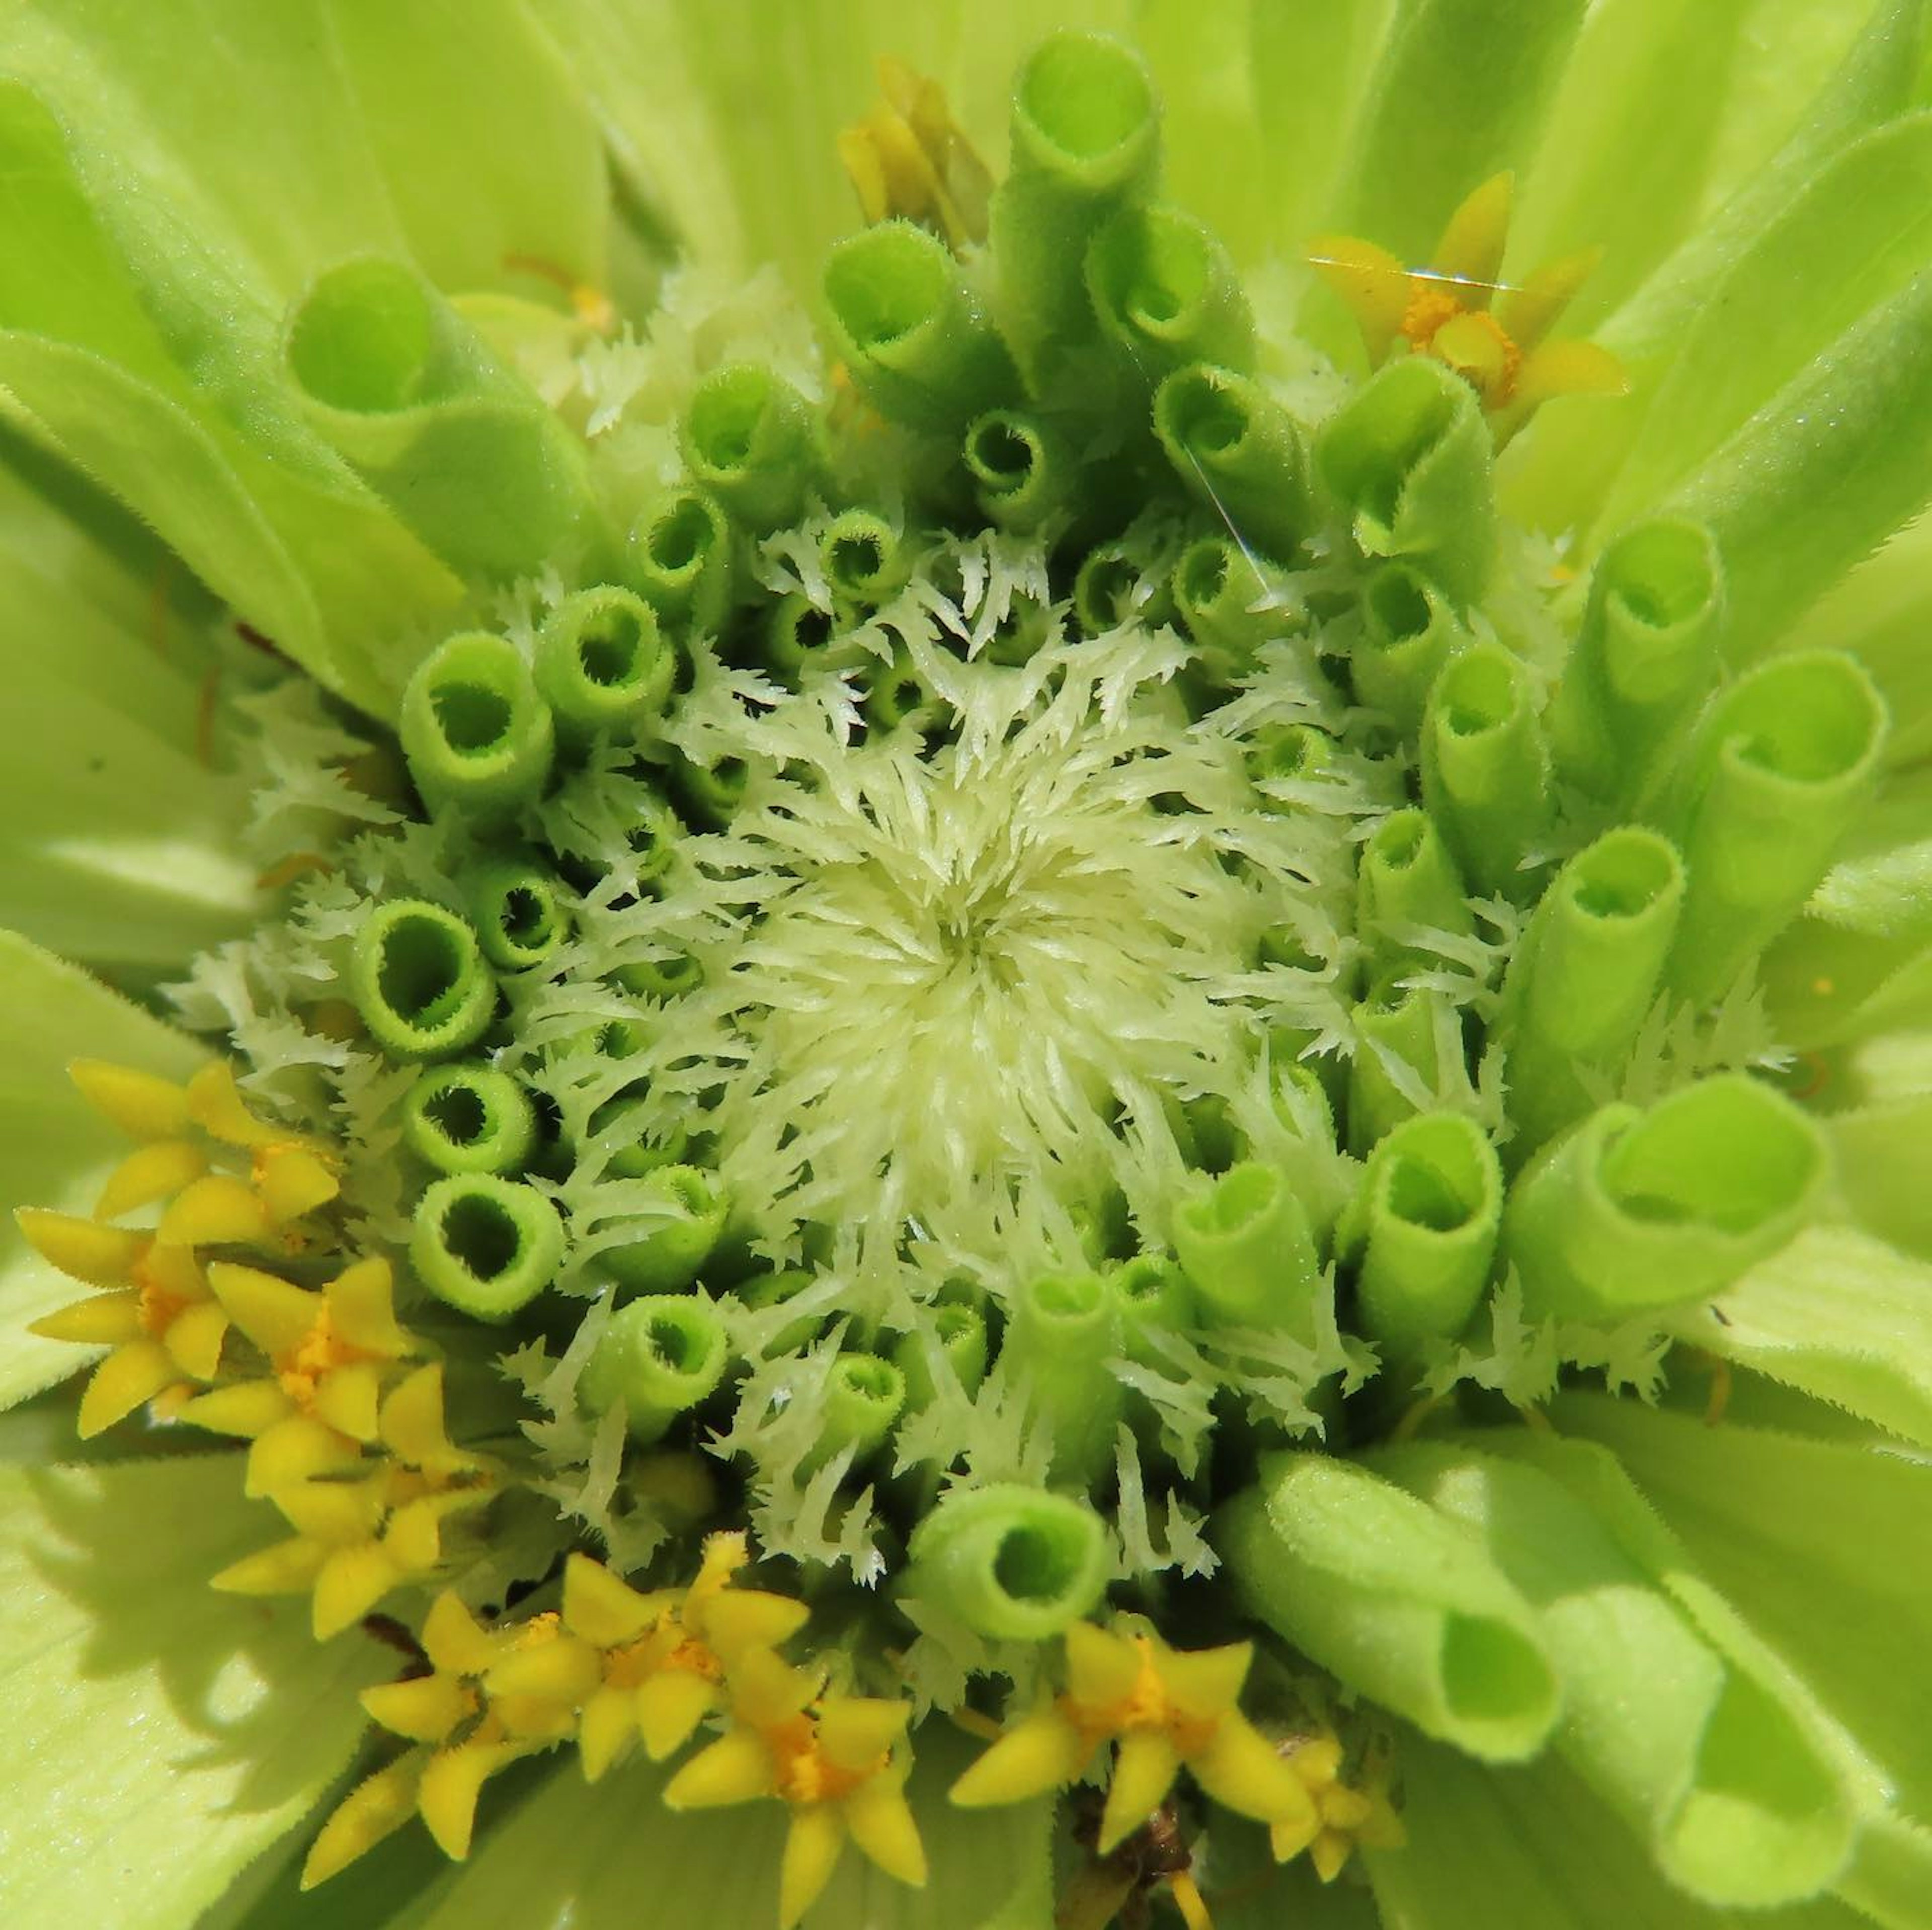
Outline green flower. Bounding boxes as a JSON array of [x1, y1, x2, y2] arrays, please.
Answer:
[[4, 6, 1932, 1929]]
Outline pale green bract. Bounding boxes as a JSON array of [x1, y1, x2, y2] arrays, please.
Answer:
[[3, 5, 1932, 1930]]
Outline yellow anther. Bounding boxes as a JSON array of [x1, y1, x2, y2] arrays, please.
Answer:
[[69, 1057, 192, 1140], [838, 54, 992, 252]]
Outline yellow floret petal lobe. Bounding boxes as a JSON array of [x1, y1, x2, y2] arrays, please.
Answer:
[[664, 1725, 774, 1810], [1063, 1620, 1143, 1708], [1153, 1639, 1251, 1721], [16, 1208, 145, 1287], [485, 1633, 602, 1715], [362, 1673, 474, 1744], [578, 1686, 639, 1781], [211, 1535, 330, 1597], [258, 1144, 340, 1223], [313, 1360, 384, 1442], [379, 1364, 473, 1475], [96, 1139, 208, 1219], [697, 1588, 812, 1664], [206, 1261, 318, 1357], [70, 1057, 191, 1140], [1429, 171, 1513, 298], [158, 1174, 271, 1247], [245, 1414, 361, 1495], [561, 1552, 656, 1647], [301, 1755, 426, 1889], [1191, 1715, 1321, 1831], [423, 1590, 500, 1677], [844, 1775, 928, 1888], [816, 1695, 911, 1770], [1099, 1728, 1182, 1854], [949, 1706, 1088, 1807], [313, 1541, 405, 1639], [76, 1339, 176, 1437], [778, 1804, 848, 1930], [181, 1378, 295, 1441], [636, 1667, 719, 1761], [419, 1739, 522, 1862], [187, 1061, 283, 1148], [1308, 234, 1410, 360], [1495, 245, 1602, 350], [164, 1298, 229, 1379], [327, 1256, 410, 1356], [1514, 337, 1630, 409], [31, 1290, 142, 1347]]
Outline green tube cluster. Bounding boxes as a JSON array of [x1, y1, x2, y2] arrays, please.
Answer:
[[1346, 975, 1445, 1156], [581, 1293, 733, 1443], [962, 408, 1069, 533], [411, 1172, 565, 1322], [903, 1482, 1111, 1641], [629, 486, 733, 635], [464, 859, 571, 972], [1108, 1251, 1195, 1366], [1353, 561, 1467, 737], [399, 631, 554, 821], [1317, 355, 1496, 609], [1356, 807, 1474, 975], [284, 256, 597, 580], [818, 508, 909, 608], [803, 1354, 907, 1473], [1084, 204, 1253, 382], [401, 1064, 538, 1176], [348, 899, 498, 1061], [603, 1164, 730, 1292], [1344, 1111, 1502, 1358], [1010, 1271, 1123, 1486], [1420, 641, 1553, 902], [1662, 650, 1887, 1004], [534, 586, 674, 745], [1503, 1074, 1827, 1321], [823, 221, 1016, 435], [679, 363, 818, 533], [1548, 518, 1724, 807], [1171, 1161, 1321, 1335], [1153, 363, 1311, 562], [1502, 828, 1685, 1151]]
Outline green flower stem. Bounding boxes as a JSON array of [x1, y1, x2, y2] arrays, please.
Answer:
[[1357, 806, 1475, 974], [533, 586, 674, 745], [823, 221, 1016, 436], [1344, 1110, 1502, 1357], [1501, 827, 1686, 1150], [410, 1172, 565, 1322], [1346, 976, 1444, 1155], [1663, 649, 1887, 1004], [348, 899, 498, 1061], [1353, 560, 1468, 737], [1218, 1451, 1559, 1762], [1420, 640, 1553, 901], [990, 31, 1160, 368], [399, 631, 555, 821], [1084, 204, 1253, 382], [1171, 1161, 1321, 1334], [1011, 1272, 1124, 1486], [1153, 363, 1311, 563], [284, 256, 598, 580], [580, 1293, 732, 1443], [1503, 1074, 1826, 1321], [963, 408, 1070, 534], [401, 1064, 538, 1176], [1547, 518, 1723, 807], [818, 508, 909, 608], [894, 1303, 990, 1409], [678, 363, 818, 534], [628, 486, 733, 635], [801, 1354, 907, 1474], [602, 1165, 730, 1293], [464, 859, 571, 972], [903, 1483, 1111, 1641], [1108, 1252, 1196, 1366], [1317, 355, 1496, 609]]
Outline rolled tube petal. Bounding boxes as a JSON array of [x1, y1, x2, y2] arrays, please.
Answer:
[[581, 1293, 733, 1443], [1108, 1252, 1195, 1366], [464, 860, 571, 973], [1009, 1271, 1123, 1486], [349, 900, 498, 1062], [802, 1353, 907, 1473], [1171, 1161, 1321, 1335], [1352, 561, 1467, 738], [534, 587, 674, 745], [962, 408, 1070, 533], [679, 363, 818, 533], [1503, 1074, 1827, 1321], [1085, 204, 1253, 381], [818, 508, 908, 609], [904, 1483, 1111, 1641], [1154, 363, 1312, 563], [628, 487, 733, 635], [602, 1165, 730, 1293], [411, 1173, 564, 1321], [1356, 807, 1474, 975], [1346, 974, 1445, 1155], [399, 631, 554, 821], [401, 1064, 538, 1176], [894, 1302, 990, 1408]]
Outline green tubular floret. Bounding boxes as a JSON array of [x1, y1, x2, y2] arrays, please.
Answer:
[[679, 362, 818, 533], [903, 1482, 1111, 1641], [602, 1163, 730, 1293], [1503, 1074, 1828, 1322], [401, 1064, 538, 1176], [1344, 1111, 1502, 1358], [818, 508, 908, 608], [1171, 1160, 1321, 1335], [399, 631, 555, 821], [616, 952, 704, 1000], [676, 754, 749, 829], [1107, 1251, 1195, 1366], [991, 30, 1160, 362], [962, 408, 1069, 533], [411, 1172, 565, 1322], [1549, 518, 1724, 807], [1317, 355, 1496, 610], [1353, 560, 1467, 738], [864, 648, 936, 735], [1247, 723, 1335, 812], [894, 1301, 990, 1409], [464, 859, 570, 972], [1171, 535, 1273, 672], [802, 1353, 907, 1473], [629, 486, 733, 635], [349, 899, 498, 1061], [1153, 363, 1311, 563], [1662, 649, 1887, 1004], [763, 593, 841, 680], [1074, 538, 1172, 637], [582, 1090, 690, 1181], [1009, 1271, 1124, 1486], [284, 256, 596, 580], [1084, 203, 1253, 381], [1420, 640, 1553, 902], [822, 221, 1016, 435], [580, 1293, 733, 1444], [1346, 974, 1444, 1156], [1357, 807, 1475, 974], [1502, 828, 1686, 1151], [534, 586, 674, 744]]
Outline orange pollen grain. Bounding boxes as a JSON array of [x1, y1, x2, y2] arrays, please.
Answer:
[[769, 1718, 877, 1808], [1398, 281, 1465, 350], [275, 1308, 366, 1411]]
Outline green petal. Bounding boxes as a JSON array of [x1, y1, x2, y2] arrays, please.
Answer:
[[1826, 1094, 1932, 1261], [1547, 1392, 1932, 1812], [399, 1727, 1053, 1930], [1676, 1224, 1932, 1448], [0, 928, 204, 1410], [1840, 1811, 1932, 1930], [0, 1454, 380, 1926]]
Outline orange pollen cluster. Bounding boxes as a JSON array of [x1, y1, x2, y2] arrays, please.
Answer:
[[770, 1717, 880, 1807], [134, 1257, 190, 1336], [276, 1307, 368, 1411], [1398, 281, 1466, 348], [1079, 1639, 1216, 1757]]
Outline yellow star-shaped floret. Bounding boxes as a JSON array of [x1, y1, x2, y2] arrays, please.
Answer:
[[665, 1650, 926, 1929], [1311, 173, 1626, 433], [177, 1256, 417, 1493], [1270, 1729, 1407, 1882], [951, 1622, 1316, 1855]]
